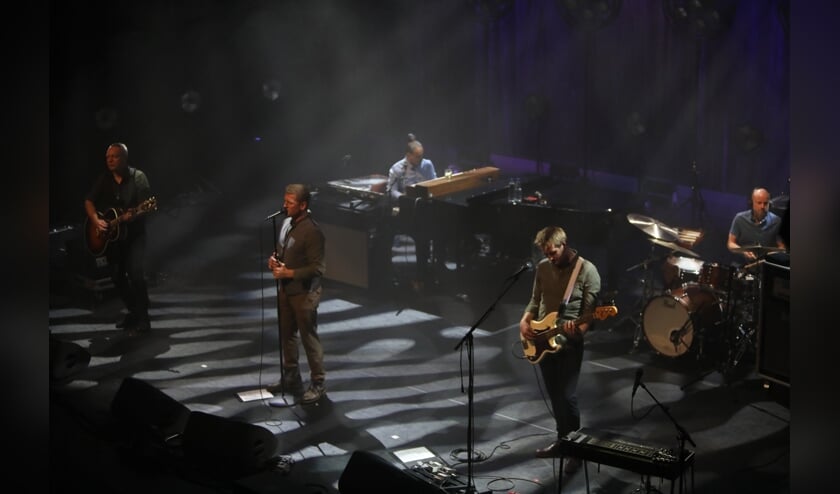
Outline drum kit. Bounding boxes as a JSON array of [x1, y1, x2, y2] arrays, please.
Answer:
[[625, 213, 783, 376]]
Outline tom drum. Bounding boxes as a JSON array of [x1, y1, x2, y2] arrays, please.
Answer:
[[699, 262, 733, 292], [643, 285, 723, 358]]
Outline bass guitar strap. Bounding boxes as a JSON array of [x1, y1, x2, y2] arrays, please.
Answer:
[[562, 256, 584, 307]]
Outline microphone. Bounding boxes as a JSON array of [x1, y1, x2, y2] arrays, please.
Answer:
[[264, 208, 287, 221], [508, 260, 534, 278], [632, 367, 643, 398]]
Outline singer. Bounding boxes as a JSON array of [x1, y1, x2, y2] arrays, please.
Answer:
[[266, 183, 328, 405], [518, 226, 601, 474], [84, 142, 153, 333]]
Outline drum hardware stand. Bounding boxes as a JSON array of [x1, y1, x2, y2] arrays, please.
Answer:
[[681, 268, 748, 390], [625, 250, 665, 353], [721, 268, 762, 381], [670, 315, 694, 357], [680, 292, 732, 390], [678, 310, 718, 386]]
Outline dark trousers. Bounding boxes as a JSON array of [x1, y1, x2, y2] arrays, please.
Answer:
[[538, 340, 584, 439], [107, 233, 149, 320], [279, 287, 325, 383]]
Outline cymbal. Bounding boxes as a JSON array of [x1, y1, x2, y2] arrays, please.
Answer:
[[648, 238, 701, 258], [730, 245, 786, 255], [627, 213, 679, 242]]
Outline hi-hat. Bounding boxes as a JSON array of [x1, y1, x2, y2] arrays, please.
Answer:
[[648, 238, 700, 258], [730, 245, 786, 255], [627, 213, 679, 242]]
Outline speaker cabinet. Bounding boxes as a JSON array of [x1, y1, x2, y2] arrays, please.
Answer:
[[182, 411, 278, 478], [110, 377, 191, 444], [339, 450, 441, 494], [757, 260, 790, 386], [49, 337, 91, 380]]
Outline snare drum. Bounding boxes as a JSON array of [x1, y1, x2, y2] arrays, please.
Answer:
[[663, 256, 704, 289], [699, 262, 733, 292]]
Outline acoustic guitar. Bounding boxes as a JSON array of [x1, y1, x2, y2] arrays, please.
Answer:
[[84, 197, 157, 256], [521, 305, 618, 364]]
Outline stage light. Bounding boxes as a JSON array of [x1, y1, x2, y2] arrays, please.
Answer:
[[557, 0, 623, 31], [261, 79, 282, 102], [470, 0, 514, 22], [181, 89, 201, 113], [663, 0, 737, 38], [524, 93, 549, 122], [626, 112, 647, 137], [735, 124, 763, 152], [95, 106, 118, 130]]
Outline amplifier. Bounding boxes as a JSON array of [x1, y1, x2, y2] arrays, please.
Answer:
[[757, 260, 790, 386]]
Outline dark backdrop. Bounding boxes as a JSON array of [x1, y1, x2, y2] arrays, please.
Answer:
[[49, 0, 789, 226]]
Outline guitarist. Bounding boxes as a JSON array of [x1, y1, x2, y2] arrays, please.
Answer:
[[84, 142, 153, 332], [518, 226, 601, 473]]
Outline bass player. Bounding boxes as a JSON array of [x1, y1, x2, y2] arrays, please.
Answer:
[[518, 226, 601, 474]]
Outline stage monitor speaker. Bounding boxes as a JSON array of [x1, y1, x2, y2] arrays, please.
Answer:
[[181, 411, 278, 479], [757, 260, 790, 387], [110, 377, 191, 446], [338, 450, 441, 494], [49, 337, 90, 381]]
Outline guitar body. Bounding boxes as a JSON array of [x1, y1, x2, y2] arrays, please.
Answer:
[[84, 197, 158, 257], [521, 306, 619, 364], [84, 208, 122, 256]]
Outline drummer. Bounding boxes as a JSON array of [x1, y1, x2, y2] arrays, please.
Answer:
[[727, 187, 786, 262]]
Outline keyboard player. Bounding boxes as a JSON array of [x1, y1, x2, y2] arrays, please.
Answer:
[[386, 133, 439, 292]]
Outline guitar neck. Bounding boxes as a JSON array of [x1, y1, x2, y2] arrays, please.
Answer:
[[107, 200, 155, 227], [542, 312, 596, 337]]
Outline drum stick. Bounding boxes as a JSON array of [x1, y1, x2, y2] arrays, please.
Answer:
[[743, 259, 764, 270]]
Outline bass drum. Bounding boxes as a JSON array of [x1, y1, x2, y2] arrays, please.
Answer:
[[643, 285, 723, 358]]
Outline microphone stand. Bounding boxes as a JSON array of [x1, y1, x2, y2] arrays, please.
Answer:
[[671, 316, 693, 356], [268, 216, 287, 400], [636, 378, 697, 494], [453, 265, 530, 493]]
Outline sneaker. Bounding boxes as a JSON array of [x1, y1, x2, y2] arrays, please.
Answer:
[[300, 382, 326, 404]]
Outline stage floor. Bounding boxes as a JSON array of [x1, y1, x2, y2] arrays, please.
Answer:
[[49, 198, 788, 494]]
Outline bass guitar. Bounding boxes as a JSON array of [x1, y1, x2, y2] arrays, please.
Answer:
[[521, 305, 618, 364], [84, 197, 158, 256]]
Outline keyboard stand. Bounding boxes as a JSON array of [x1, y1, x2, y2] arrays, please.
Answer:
[[555, 428, 695, 494], [558, 458, 693, 494]]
